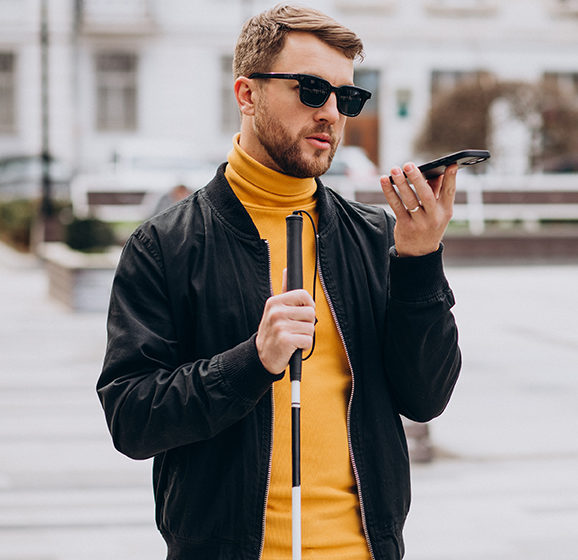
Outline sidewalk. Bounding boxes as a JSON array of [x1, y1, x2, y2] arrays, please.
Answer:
[[0, 243, 165, 559], [405, 263, 578, 559], [1, 241, 577, 559]]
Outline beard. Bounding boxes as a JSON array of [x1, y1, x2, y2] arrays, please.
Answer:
[[253, 104, 340, 179]]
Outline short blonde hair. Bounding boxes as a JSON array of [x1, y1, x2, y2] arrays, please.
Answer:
[[233, 4, 365, 79]]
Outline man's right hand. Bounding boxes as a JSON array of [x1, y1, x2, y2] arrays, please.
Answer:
[[256, 289, 316, 374]]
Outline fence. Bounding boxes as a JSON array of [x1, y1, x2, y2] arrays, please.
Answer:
[[355, 173, 578, 234]]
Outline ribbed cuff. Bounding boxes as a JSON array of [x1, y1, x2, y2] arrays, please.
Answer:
[[217, 333, 285, 403], [388, 244, 450, 303]]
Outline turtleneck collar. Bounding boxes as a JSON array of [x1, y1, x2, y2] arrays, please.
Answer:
[[226, 134, 317, 209]]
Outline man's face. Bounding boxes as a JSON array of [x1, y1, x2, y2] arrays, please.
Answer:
[[249, 32, 354, 178]]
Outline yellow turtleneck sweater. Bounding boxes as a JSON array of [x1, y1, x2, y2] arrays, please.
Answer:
[[226, 136, 370, 560]]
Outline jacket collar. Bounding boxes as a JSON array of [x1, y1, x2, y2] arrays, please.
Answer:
[[204, 163, 339, 239]]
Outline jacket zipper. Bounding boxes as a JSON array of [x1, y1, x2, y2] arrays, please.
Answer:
[[317, 249, 377, 560], [259, 240, 275, 560]]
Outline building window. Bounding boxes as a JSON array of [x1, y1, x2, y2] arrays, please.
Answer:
[[79, 0, 155, 34], [424, 0, 498, 15], [81, 0, 150, 21], [335, 0, 396, 13], [95, 51, 138, 131], [0, 52, 16, 134], [221, 55, 239, 134]]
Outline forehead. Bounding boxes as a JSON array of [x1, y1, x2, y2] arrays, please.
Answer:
[[271, 32, 355, 85]]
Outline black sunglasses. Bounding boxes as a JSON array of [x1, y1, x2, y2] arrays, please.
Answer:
[[248, 73, 372, 117]]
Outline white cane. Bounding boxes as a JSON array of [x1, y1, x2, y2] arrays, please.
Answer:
[[286, 212, 303, 560]]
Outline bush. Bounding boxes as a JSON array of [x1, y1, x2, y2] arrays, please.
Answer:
[[0, 199, 37, 250], [65, 217, 116, 252]]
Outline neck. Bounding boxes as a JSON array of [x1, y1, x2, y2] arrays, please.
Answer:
[[226, 134, 317, 208]]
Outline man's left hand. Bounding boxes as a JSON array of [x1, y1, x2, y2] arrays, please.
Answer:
[[379, 162, 458, 257]]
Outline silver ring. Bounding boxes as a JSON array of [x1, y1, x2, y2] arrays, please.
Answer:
[[408, 205, 421, 213]]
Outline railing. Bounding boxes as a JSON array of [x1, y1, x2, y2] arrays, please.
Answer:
[[356, 173, 578, 234], [73, 171, 578, 234]]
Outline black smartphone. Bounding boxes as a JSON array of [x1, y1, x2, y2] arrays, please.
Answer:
[[388, 149, 491, 184]]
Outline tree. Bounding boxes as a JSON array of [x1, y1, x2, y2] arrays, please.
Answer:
[[415, 77, 578, 172]]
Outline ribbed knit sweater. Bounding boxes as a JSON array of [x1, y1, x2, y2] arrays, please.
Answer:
[[225, 136, 370, 559]]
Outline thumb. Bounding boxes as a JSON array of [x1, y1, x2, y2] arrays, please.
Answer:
[[282, 268, 287, 293]]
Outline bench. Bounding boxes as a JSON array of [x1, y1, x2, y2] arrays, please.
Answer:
[[71, 190, 158, 222]]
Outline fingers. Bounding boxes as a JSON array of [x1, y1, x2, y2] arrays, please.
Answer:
[[438, 164, 458, 209], [427, 175, 443, 199], [379, 162, 459, 257], [267, 291, 316, 333], [256, 290, 316, 374], [380, 162, 458, 216], [381, 165, 429, 219], [380, 169, 417, 219], [277, 287, 315, 308], [400, 163, 437, 211]]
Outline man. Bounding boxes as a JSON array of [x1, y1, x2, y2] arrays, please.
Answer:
[[151, 184, 193, 217], [97, 5, 461, 559]]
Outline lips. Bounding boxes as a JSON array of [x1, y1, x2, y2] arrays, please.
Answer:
[[305, 132, 333, 150], [308, 133, 331, 143]]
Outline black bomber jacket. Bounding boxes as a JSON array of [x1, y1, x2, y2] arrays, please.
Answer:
[[97, 164, 461, 560]]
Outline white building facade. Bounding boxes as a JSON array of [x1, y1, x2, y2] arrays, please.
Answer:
[[0, 0, 577, 182]]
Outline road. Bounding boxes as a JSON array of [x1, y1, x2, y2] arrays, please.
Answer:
[[1, 242, 577, 559]]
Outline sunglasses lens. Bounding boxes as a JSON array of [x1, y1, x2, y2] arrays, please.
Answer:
[[299, 76, 330, 108], [337, 87, 367, 117], [297, 75, 371, 117]]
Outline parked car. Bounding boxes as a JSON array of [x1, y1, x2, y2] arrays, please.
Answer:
[[0, 154, 72, 200], [321, 145, 380, 198]]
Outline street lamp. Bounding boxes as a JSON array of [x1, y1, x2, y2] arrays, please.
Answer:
[[38, 0, 57, 243]]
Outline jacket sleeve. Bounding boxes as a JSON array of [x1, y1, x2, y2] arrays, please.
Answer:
[[96, 231, 281, 460], [384, 245, 461, 422]]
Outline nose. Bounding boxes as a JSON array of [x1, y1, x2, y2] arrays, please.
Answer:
[[314, 91, 341, 124]]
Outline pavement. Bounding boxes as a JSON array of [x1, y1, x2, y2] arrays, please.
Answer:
[[0, 241, 577, 559]]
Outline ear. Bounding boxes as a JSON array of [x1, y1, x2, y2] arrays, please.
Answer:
[[234, 77, 257, 117]]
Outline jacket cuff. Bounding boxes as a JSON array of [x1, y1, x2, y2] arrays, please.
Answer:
[[388, 244, 450, 303], [217, 333, 284, 403]]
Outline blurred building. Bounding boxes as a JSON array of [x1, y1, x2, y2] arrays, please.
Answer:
[[0, 0, 577, 183]]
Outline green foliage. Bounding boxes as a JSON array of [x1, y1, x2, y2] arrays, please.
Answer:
[[0, 199, 37, 250], [65, 217, 116, 252], [0, 198, 117, 252]]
